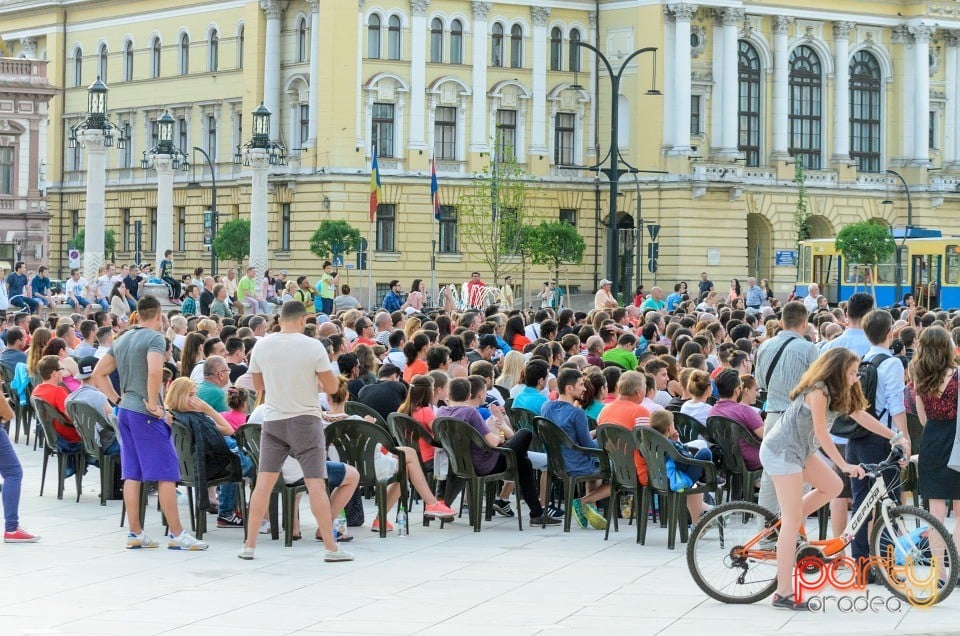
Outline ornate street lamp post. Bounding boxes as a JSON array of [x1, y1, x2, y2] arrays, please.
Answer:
[[141, 111, 189, 272]]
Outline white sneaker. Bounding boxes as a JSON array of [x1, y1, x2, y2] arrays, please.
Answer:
[[126, 531, 159, 549], [324, 547, 354, 562], [238, 546, 255, 560], [258, 519, 271, 535], [168, 531, 208, 551]]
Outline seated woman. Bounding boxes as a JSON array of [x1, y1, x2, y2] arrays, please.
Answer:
[[649, 410, 712, 522], [680, 370, 713, 425], [165, 377, 255, 528], [706, 369, 763, 471]]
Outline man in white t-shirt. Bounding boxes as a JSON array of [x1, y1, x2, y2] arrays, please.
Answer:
[[65, 268, 90, 312], [95, 263, 118, 312], [239, 300, 352, 562]]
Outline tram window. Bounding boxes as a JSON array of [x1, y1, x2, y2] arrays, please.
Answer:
[[802, 246, 811, 279], [845, 262, 866, 284], [876, 251, 897, 284], [945, 246, 960, 284]]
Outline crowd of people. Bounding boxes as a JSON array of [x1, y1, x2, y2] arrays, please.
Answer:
[[0, 263, 952, 610]]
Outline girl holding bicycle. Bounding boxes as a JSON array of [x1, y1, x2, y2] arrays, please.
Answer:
[[759, 347, 904, 610]]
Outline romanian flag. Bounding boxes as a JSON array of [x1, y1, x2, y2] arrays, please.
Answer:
[[369, 148, 382, 223], [430, 157, 440, 221]]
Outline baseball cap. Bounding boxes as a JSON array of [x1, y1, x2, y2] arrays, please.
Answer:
[[600, 279, 612, 286], [478, 334, 499, 349], [76, 356, 99, 379], [279, 269, 288, 275]]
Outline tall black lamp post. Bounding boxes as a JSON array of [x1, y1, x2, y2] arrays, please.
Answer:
[[882, 169, 913, 304], [188, 146, 219, 276]]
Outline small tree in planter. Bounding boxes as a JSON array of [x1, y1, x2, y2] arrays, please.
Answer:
[[212, 219, 251, 265], [72, 228, 117, 262], [835, 220, 895, 297], [309, 220, 362, 263], [528, 221, 586, 306]]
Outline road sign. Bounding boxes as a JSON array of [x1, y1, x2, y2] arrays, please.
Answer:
[[332, 254, 344, 267], [775, 250, 798, 267], [647, 243, 659, 260], [68, 249, 81, 268], [648, 258, 658, 273], [647, 224, 661, 241]]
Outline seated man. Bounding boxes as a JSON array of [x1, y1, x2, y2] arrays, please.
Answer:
[[32, 355, 88, 475], [511, 359, 550, 414], [357, 363, 406, 421], [64, 356, 120, 456], [541, 369, 610, 530], [601, 333, 639, 370], [596, 371, 650, 487], [438, 377, 560, 526], [707, 369, 763, 471]]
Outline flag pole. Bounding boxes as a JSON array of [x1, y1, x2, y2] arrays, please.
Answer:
[[430, 156, 437, 308], [367, 218, 374, 309]]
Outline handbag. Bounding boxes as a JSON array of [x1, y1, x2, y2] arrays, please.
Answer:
[[373, 443, 399, 480], [947, 371, 960, 473], [433, 447, 449, 480]]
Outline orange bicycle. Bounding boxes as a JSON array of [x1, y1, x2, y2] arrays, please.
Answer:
[[686, 447, 958, 605]]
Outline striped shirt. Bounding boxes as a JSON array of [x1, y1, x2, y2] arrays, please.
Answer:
[[755, 330, 819, 413]]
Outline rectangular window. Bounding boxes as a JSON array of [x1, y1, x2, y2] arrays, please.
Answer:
[[71, 143, 81, 171], [281, 203, 291, 251], [375, 203, 395, 252], [299, 104, 309, 148], [206, 115, 217, 161], [176, 207, 186, 251], [71, 210, 80, 237], [149, 208, 157, 252], [930, 110, 937, 150], [434, 106, 456, 160], [121, 123, 133, 168], [121, 209, 131, 251], [178, 117, 188, 153], [691, 95, 702, 135], [554, 112, 575, 165], [496, 110, 517, 161], [0, 147, 13, 195], [376, 282, 391, 307], [946, 245, 960, 285], [438, 205, 457, 253], [150, 120, 159, 148], [560, 208, 577, 226], [500, 207, 519, 254], [372, 103, 394, 158]]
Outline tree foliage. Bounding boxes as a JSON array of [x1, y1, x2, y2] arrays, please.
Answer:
[[528, 221, 586, 274], [213, 219, 251, 263], [793, 159, 811, 244], [72, 228, 116, 256], [309, 220, 362, 261], [835, 220, 896, 293]]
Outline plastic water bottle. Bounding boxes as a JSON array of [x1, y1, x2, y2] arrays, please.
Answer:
[[333, 510, 347, 538], [396, 505, 408, 537]]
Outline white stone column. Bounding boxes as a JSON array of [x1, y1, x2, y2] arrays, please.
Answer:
[[80, 129, 108, 284], [356, 1, 365, 147], [409, 0, 430, 151], [717, 8, 742, 157], [832, 22, 854, 162], [946, 31, 960, 165], [247, 148, 270, 279], [771, 16, 792, 158], [307, 0, 320, 146], [667, 3, 696, 156], [663, 9, 675, 149], [261, 0, 283, 139], [912, 24, 934, 164], [586, 11, 598, 160], [470, 2, 492, 152], [153, 155, 174, 272], [530, 7, 550, 154]]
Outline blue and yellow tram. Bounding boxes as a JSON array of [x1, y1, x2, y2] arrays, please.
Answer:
[[797, 229, 960, 309]]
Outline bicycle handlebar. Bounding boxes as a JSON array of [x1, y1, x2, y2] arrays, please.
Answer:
[[859, 445, 905, 475]]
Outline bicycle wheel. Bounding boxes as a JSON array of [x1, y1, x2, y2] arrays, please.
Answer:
[[687, 501, 778, 604], [869, 504, 959, 606]]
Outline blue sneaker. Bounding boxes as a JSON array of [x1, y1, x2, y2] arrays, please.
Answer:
[[571, 499, 588, 528]]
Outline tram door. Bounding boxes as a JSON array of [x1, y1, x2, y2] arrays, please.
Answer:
[[912, 253, 942, 308], [812, 254, 834, 302]]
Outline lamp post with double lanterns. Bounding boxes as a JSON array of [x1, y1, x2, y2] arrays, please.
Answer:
[[68, 77, 128, 285], [882, 169, 913, 305], [569, 42, 660, 300], [141, 111, 189, 273], [234, 103, 285, 280]]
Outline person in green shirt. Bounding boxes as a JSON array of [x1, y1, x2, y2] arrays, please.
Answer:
[[238, 266, 266, 315], [196, 356, 230, 412], [315, 261, 339, 315], [181, 285, 199, 316], [601, 333, 639, 371], [209, 284, 234, 318], [640, 286, 666, 313]]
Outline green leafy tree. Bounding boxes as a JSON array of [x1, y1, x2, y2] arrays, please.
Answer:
[[458, 154, 530, 284], [528, 221, 587, 302], [793, 158, 811, 245], [309, 220, 362, 262], [835, 220, 896, 295], [213, 219, 251, 264], [72, 228, 117, 261]]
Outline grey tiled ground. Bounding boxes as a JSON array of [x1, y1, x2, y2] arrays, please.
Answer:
[[2, 439, 958, 635]]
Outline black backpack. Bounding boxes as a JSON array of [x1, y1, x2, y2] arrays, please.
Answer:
[[829, 353, 892, 439]]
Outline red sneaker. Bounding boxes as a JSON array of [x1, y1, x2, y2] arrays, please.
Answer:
[[4, 527, 40, 543], [424, 502, 456, 520], [370, 518, 394, 532]]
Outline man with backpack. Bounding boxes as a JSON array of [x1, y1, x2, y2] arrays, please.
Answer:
[[841, 309, 911, 569], [820, 292, 873, 356]]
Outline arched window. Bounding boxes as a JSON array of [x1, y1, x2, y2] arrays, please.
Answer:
[[788, 45, 822, 170], [510, 24, 523, 68], [368, 15, 381, 59], [450, 19, 463, 64], [150, 37, 161, 78], [491, 23, 504, 67], [738, 40, 761, 167], [73, 47, 83, 87], [387, 15, 401, 60], [850, 50, 882, 173], [569, 29, 582, 72], [237, 25, 245, 69], [549, 27, 562, 71], [430, 18, 443, 63], [178, 33, 190, 75], [98, 44, 108, 82], [123, 40, 133, 81], [208, 29, 219, 72], [297, 16, 308, 62]]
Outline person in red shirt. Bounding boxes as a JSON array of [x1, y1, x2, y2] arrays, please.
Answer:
[[353, 317, 377, 347], [31, 355, 85, 472], [465, 271, 486, 307], [597, 371, 651, 485]]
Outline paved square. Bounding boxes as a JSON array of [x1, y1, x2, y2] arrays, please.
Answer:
[[2, 441, 958, 636]]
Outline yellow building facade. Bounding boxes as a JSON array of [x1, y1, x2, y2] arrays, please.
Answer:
[[2, 0, 960, 304]]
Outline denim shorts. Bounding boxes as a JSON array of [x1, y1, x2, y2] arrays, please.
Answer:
[[289, 461, 346, 488]]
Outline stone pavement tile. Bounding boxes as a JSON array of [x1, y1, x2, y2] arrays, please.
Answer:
[[553, 614, 676, 633], [292, 619, 434, 634], [44, 618, 183, 636]]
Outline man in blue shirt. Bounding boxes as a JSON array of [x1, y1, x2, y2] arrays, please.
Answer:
[[820, 292, 873, 357], [665, 283, 683, 312], [511, 359, 550, 413], [122, 264, 142, 312], [381, 279, 408, 313], [30, 266, 54, 308], [744, 277, 765, 309], [6, 262, 38, 314], [540, 368, 609, 530]]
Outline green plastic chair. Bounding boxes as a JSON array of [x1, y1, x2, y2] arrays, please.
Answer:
[[344, 400, 389, 430], [596, 424, 647, 543], [636, 426, 720, 550], [31, 396, 85, 502], [672, 411, 707, 445], [66, 401, 121, 507], [325, 418, 409, 538], [387, 412, 440, 522], [235, 423, 304, 547], [533, 416, 609, 532], [170, 418, 247, 540], [433, 416, 523, 532], [705, 415, 763, 504]]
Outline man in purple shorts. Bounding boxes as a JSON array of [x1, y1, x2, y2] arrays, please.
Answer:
[[239, 300, 352, 561], [92, 295, 207, 551]]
